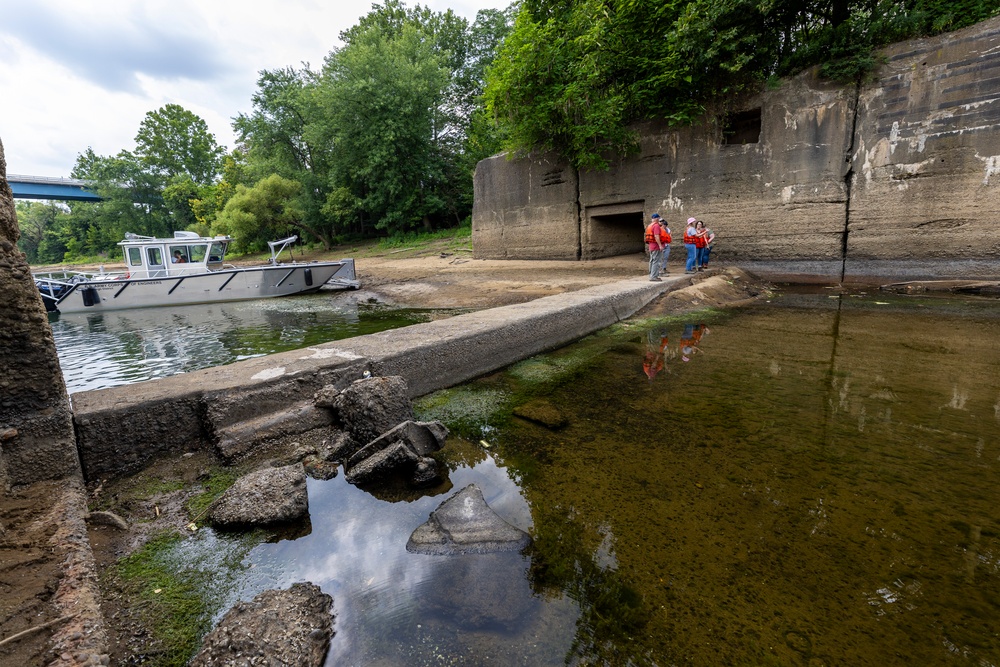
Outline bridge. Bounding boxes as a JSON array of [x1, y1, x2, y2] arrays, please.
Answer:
[[8, 174, 102, 201]]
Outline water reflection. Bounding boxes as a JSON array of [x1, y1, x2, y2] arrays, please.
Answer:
[[48, 294, 430, 393], [176, 449, 579, 665], [151, 292, 1000, 666], [418, 291, 1000, 665]]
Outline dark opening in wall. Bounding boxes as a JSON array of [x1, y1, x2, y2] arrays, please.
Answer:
[[722, 108, 762, 145], [583, 202, 646, 259]]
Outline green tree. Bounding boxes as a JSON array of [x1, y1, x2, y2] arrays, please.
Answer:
[[14, 201, 64, 263], [135, 104, 225, 186], [232, 67, 332, 240], [213, 174, 331, 252], [320, 22, 452, 233]]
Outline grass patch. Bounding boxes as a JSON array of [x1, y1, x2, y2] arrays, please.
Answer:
[[113, 532, 212, 667]]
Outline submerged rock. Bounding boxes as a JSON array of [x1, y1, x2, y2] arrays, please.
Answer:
[[512, 399, 569, 429], [206, 463, 308, 527], [189, 582, 333, 667], [406, 484, 531, 555]]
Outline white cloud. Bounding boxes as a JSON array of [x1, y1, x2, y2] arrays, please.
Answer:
[[0, 0, 511, 177]]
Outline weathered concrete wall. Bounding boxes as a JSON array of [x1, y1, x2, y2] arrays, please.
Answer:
[[473, 16, 1000, 282], [71, 277, 673, 480], [473, 152, 580, 259], [0, 139, 81, 488], [847, 19, 1000, 280]]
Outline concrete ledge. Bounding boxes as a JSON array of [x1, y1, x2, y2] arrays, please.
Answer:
[[71, 278, 674, 479]]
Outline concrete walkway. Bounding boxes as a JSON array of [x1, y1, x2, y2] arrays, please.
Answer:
[[71, 276, 680, 479]]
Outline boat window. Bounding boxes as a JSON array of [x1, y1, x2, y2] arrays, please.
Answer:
[[169, 246, 190, 264], [147, 247, 164, 267], [189, 244, 208, 263], [208, 242, 226, 263], [127, 247, 143, 267]]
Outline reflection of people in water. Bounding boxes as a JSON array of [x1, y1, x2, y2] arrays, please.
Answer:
[[643, 328, 669, 379], [680, 323, 709, 362]]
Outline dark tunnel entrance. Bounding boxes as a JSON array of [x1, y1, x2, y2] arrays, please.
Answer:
[[583, 201, 646, 259]]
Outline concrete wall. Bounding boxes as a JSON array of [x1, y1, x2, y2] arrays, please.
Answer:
[[472, 16, 1000, 282], [473, 152, 580, 259], [848, 19, 1000, 279], [0, 139, 81, 488]]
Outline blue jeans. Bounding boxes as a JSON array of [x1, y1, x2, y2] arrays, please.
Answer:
[[696, 246, 707, 268], [685, 244, 697, 272], [659, 246, 671, 273], [702, 246, 712, 267]]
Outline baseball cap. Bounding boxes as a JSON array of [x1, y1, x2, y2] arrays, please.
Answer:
[[651, 213, 661, 219]]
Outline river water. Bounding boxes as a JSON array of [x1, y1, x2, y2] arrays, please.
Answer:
[[96, 289, 1000, 665], [48, 293, 434, 394]]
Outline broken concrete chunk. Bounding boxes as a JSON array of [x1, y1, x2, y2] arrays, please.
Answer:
[[347, 420, 449, 468], [189, 582, 333, 667], [344, 441, 419, 486], [406, 484, 531, 555], [207, 463, 308, 527], [330, 376, 414, 454]]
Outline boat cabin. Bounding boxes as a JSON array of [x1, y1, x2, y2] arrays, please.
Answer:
[[121, 231, 230, 279]]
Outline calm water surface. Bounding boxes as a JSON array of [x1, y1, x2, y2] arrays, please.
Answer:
[[154, 291, 1000, 665], [49, 293, 432, 394]]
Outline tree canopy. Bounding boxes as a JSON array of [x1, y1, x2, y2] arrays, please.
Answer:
[[484, 0, 1000, 169]]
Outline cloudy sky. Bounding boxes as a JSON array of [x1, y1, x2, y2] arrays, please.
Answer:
[[0, 0, 511, 178]]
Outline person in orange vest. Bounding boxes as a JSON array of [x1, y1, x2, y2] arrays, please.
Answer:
[[694, 220, 709, 270], [683, 217, 699, 273], [701, 225, 716, 269], [644, 213, 667, 282]]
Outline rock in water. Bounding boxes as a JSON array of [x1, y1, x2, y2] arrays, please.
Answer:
[[406, 484, 531, 555], [207, 463, 308, 527], [189, 582, 333, 666]]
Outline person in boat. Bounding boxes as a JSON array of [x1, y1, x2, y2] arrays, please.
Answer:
[[172, 250, 187, 263]]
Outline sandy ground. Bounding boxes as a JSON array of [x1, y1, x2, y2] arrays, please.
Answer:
[[346, 244, 665, 309]]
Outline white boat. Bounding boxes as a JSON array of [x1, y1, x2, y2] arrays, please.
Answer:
[[34, 232, 359, 313]]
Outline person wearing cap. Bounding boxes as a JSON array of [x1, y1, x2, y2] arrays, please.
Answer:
[[682, 217, 699, 273], [645, 213, 666, 281]]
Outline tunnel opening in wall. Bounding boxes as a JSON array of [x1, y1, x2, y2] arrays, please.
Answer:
[[582, 201, 646, 260]]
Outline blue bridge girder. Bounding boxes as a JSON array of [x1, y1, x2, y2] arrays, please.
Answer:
[[8, 174, 102, 202]]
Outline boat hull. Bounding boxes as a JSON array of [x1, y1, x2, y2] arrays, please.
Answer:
[[43, 261, 357, 313]]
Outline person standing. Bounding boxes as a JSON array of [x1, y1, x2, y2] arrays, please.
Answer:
[[694, 220, 708, 270], [644, 213, 666, 281], [683, 217, 698, 273], [702, 225, 716, 269], [658, 218, 672, 275]]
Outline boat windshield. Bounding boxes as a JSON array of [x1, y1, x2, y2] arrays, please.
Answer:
[[208, 242, 227, 263], [189, 244, 208, 263]]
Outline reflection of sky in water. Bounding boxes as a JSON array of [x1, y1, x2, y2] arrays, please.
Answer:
[[176, 456, 579, 666], [49, 294, 422, 394]]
